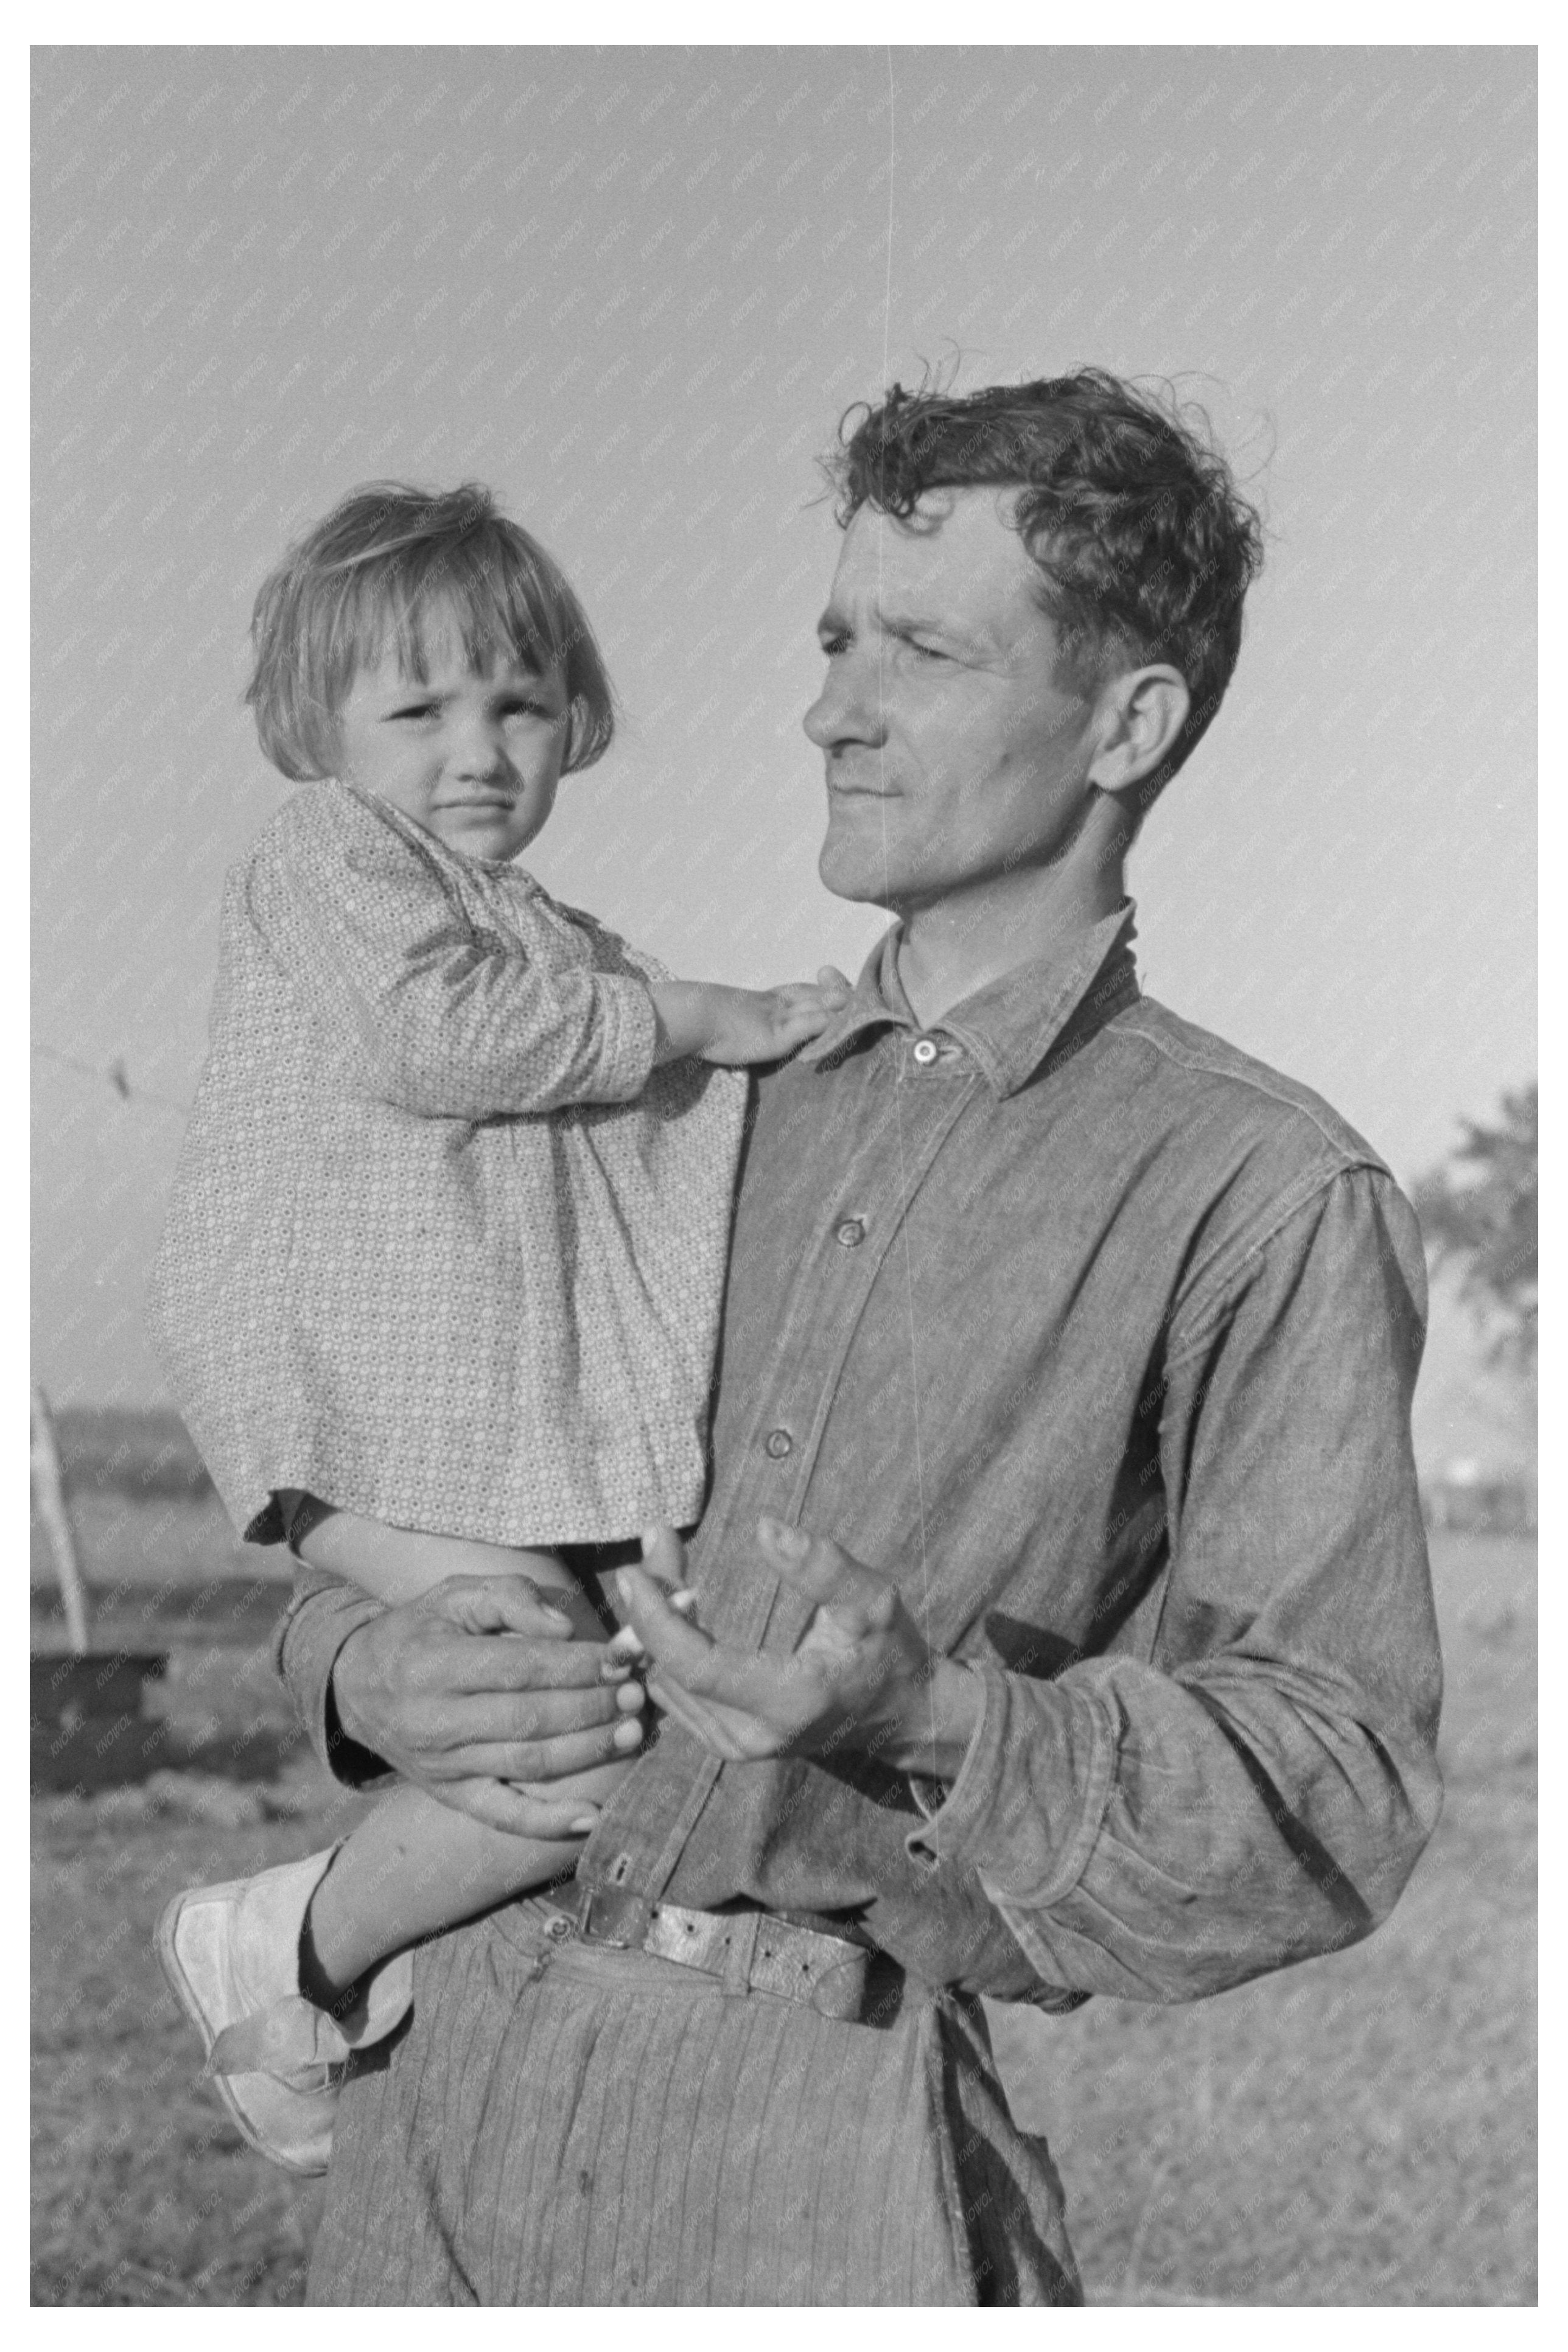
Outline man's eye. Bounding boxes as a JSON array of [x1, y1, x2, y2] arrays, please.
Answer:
[[819, 634, 849, 657], [907, 640, 949, 663], [389, 704, 437, 721]]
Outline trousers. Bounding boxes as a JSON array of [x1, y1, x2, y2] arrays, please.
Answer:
[[307, 1896, 1082, 2306]]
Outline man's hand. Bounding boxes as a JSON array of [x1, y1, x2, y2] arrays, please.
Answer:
[[615, 1521, 984, 1782], [331, 1574, 648, 1839]]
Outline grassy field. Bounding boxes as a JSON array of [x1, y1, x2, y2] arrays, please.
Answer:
[[31, 1519, 1535, 2306]]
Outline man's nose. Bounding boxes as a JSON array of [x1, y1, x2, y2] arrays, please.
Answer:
[[803, 651, 885, 751]]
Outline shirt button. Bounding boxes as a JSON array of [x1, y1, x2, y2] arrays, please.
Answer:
[[764, 1429, 794, 1460], [835, 1217, 866, 1248], [911, 1037, 939, 1066]]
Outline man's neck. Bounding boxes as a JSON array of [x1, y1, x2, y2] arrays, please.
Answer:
[[892, 845, 1129, 1030]]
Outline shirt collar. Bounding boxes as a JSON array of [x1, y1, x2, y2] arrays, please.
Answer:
[[801, 900, 1140, 1099]]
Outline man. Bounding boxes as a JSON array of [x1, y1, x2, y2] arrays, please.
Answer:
[[277, 370, 1442, 2305]]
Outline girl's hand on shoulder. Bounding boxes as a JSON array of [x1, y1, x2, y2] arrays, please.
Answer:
[[651, 970, 851, 1068], [732, 972, 850, 1063]]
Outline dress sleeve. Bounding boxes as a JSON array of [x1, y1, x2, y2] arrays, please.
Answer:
[[906, 1166, 1444, 2004], [245, 788, 659, 1116]]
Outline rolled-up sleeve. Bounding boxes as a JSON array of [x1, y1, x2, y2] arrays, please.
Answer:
[[909, 1167, 1444, 2004], [273, 1563, 393, 1788], [248, 786, 658, 1117]]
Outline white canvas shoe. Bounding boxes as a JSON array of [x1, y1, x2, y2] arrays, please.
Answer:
[[156, 1847, 411, 2177]]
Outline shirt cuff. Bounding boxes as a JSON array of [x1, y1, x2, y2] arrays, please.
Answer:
[[904, 1657, 1118, 1913], [273, 1567, 395, 1790]]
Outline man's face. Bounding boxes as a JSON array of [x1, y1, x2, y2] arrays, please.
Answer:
[[805, 488, 1100, 914]]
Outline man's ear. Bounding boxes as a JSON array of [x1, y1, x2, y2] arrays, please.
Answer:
[[1085, 665, 1190, 810]]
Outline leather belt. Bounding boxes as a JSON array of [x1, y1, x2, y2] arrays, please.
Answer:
[[546, 1883, 878, 2024]]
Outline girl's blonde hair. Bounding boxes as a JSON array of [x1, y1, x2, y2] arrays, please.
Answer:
[[245, 481, 615, 781]]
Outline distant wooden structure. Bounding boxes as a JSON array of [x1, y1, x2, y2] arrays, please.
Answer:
[[30, 1381, 89, 1653]]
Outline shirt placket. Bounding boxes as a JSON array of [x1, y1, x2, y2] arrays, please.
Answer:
[[576, 1026, 981, 1903], [705, 1030, 979, 1656]]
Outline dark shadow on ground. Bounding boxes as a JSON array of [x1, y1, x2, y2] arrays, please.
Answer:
[[30, 1714, 310, 1797]]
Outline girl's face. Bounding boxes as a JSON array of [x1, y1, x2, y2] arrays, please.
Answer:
[[334, 619, 570, 864]]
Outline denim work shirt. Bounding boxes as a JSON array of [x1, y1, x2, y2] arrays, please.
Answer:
[[277, 902, 1443, 2009]]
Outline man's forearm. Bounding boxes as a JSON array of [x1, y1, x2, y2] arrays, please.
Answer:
[[906, 1649, 1441, 2005], [908, 1166, 1446, 2006]]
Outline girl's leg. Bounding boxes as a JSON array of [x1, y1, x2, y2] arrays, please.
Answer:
[[298, 1777, 616, 2006], [159, 1511, 642, 2171], [290, 1508, 632, 2003]]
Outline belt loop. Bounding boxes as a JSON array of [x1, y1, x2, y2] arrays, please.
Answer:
[[721, 1911, 761, 1995]]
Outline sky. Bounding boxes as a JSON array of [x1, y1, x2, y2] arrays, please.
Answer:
[[31, 44, 1535, 1452]]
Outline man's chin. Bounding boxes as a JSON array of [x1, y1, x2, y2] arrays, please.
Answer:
[[817, 836, 898, 909]]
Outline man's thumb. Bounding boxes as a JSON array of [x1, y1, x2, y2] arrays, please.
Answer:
[[640, 1523, 688, 1586], [756, 1516, 889, 1628]]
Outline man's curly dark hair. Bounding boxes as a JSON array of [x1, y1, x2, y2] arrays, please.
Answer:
[[828, 369, 1265, 782]]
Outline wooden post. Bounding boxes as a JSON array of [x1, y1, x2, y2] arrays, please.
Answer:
[[30, 1382, 89, 1655]]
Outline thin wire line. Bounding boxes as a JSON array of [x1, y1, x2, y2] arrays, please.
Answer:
[[32, 1043, 192, 1118], [873, 47, 942, 1820]]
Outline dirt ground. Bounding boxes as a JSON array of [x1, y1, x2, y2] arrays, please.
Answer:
[[30, 1530, 1535, 2305]]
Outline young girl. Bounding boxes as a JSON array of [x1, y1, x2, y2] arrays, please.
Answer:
[[150, 481, 847, 2175]]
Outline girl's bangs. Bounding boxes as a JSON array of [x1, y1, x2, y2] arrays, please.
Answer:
[[334, 533, 569, 689]]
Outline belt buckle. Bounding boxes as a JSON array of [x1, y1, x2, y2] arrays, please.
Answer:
[[574, 1880, 652, 1948]]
